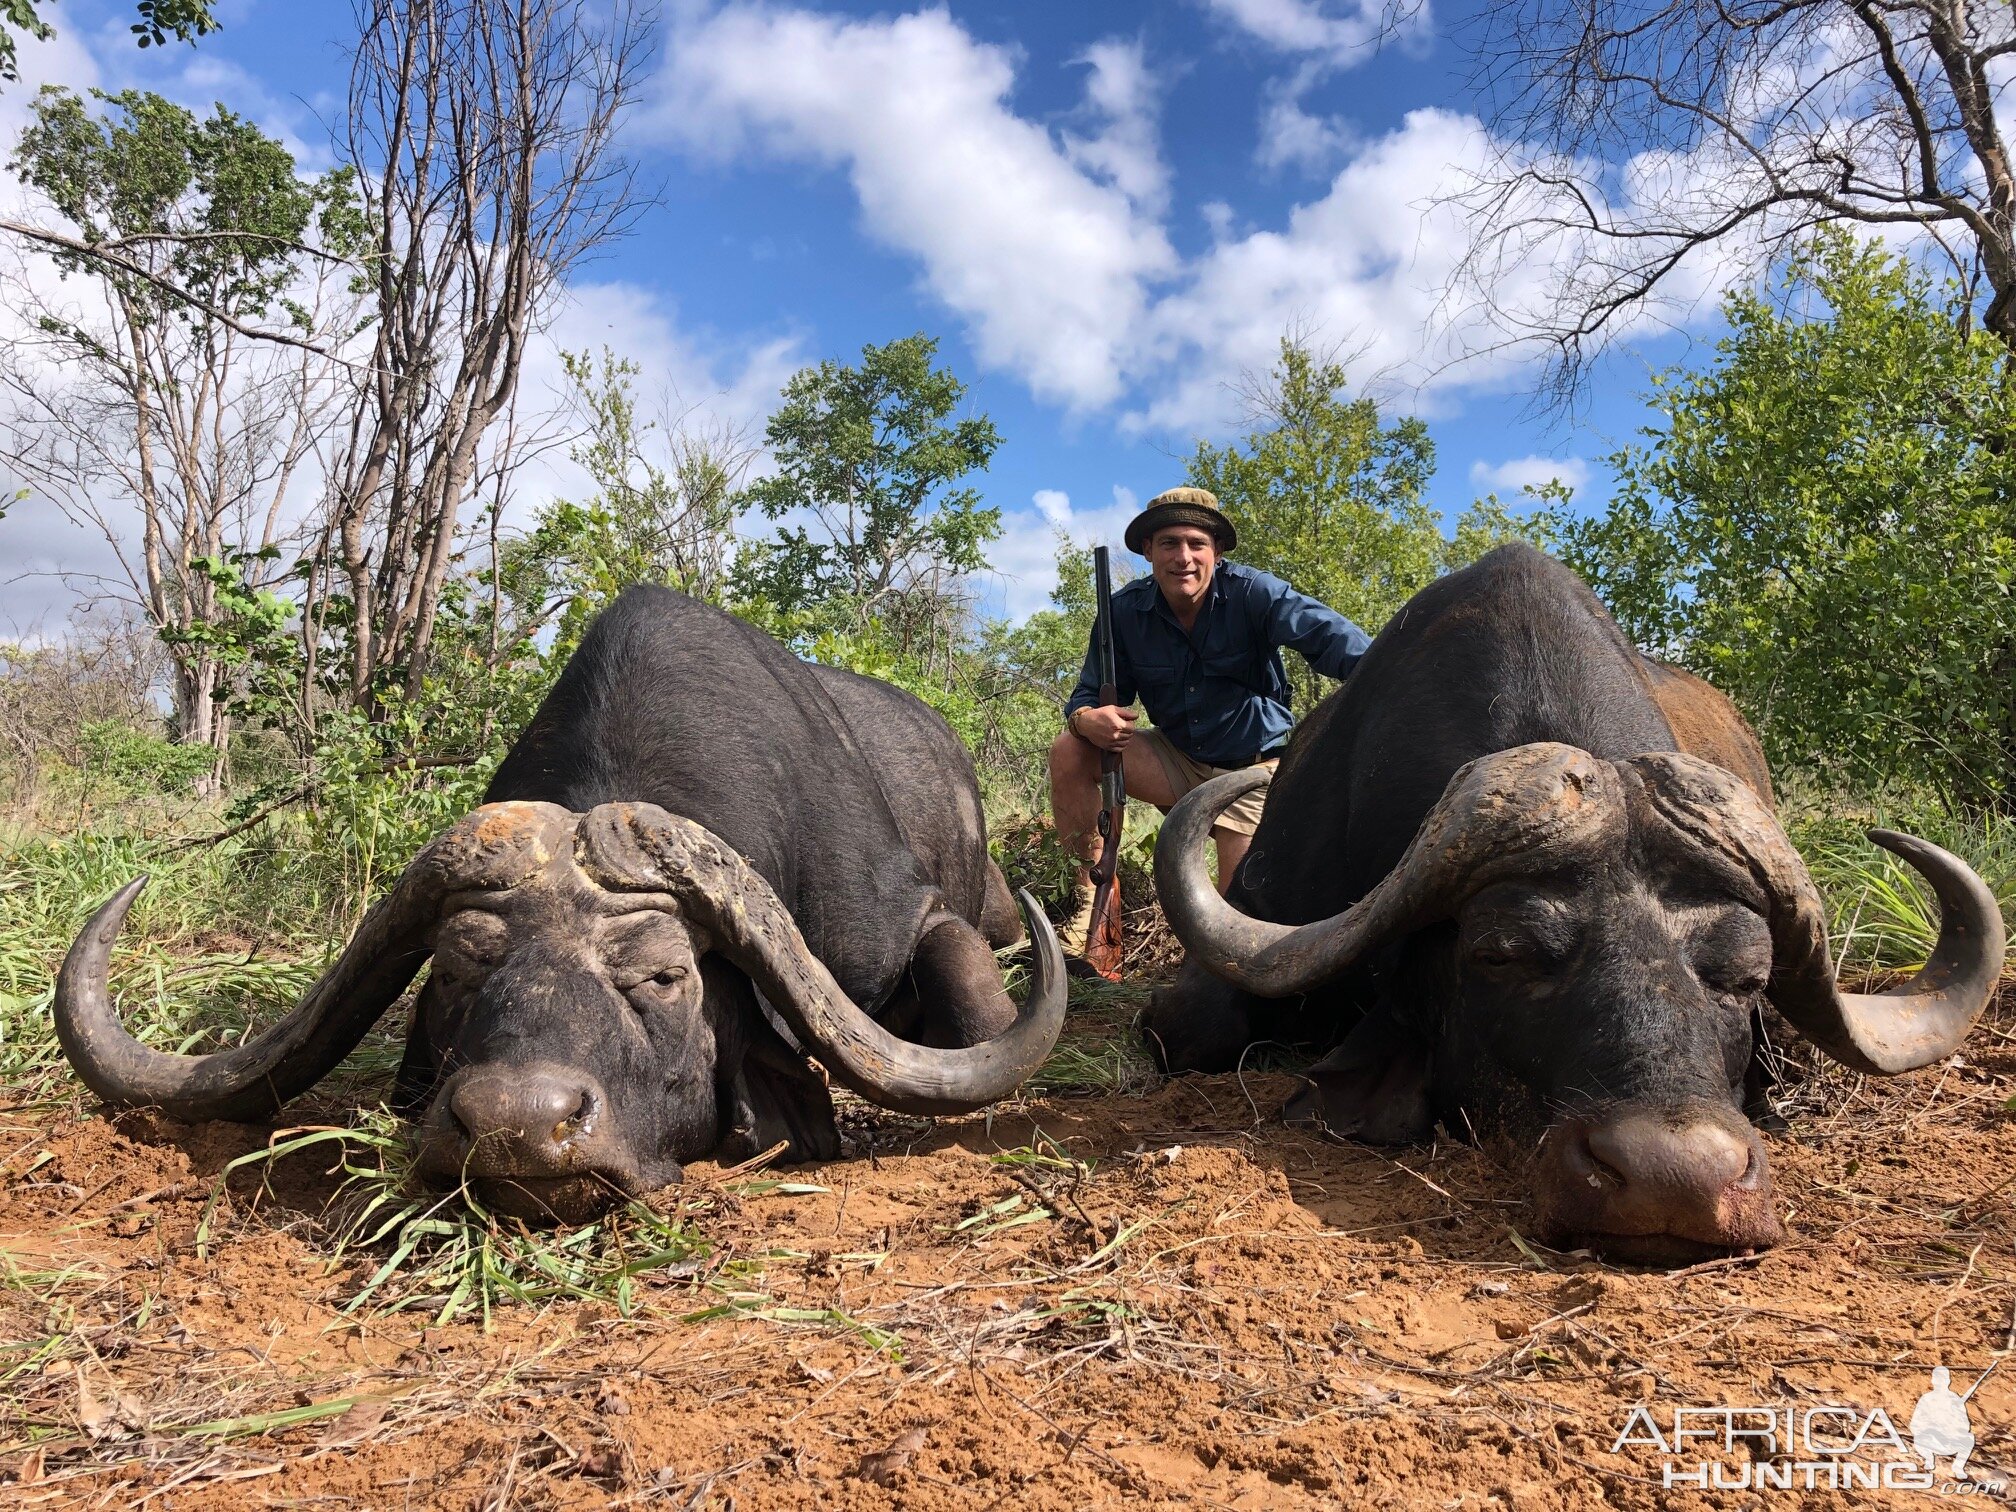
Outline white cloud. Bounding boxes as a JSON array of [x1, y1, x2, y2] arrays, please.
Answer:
[[1133, 108, 1524, 432], [1468, 455, 1590, 496], [983, 485, 1142, 621], [1032, 488, 1073, 526], [643, 6, 1768, 447], [1063, 39, 1171, 218], [1256, 75, 1358, 175], [1201, 0, 1426, 65], [648, 5, 1176, 409]]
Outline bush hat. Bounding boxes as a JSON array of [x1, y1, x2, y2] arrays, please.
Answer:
[[1124, 486, 1237, 555]]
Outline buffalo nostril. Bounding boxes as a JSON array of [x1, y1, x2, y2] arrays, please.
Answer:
[[1543, 1109, 1783, 1255], [1561, 1124, 1625, 1189], [553, 1089, 598, 1143]]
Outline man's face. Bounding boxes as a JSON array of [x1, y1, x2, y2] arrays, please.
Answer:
[[1149, 526, 1218, 609]]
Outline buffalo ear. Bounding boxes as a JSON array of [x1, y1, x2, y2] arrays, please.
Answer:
[[1284, 1013, 1434, 1145], [720, 1030, 841, 1165]]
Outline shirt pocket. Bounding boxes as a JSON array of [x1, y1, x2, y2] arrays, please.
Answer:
[[1129, 647, 1186, 711], [1201, 649, 1262, 695]]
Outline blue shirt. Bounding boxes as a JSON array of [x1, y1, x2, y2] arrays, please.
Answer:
[[1065, 560, 1370, 766]]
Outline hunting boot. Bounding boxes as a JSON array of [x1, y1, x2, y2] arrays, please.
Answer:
[[1057, 873, 1098, 959]]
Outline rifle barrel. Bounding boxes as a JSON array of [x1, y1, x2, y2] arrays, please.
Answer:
[[1094, 546, 1116, 694]]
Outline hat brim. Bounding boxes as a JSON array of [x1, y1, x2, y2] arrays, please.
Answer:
[[1124, 504, 1236, 555]]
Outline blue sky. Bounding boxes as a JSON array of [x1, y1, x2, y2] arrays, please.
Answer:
[[1, 0, 1732, 628]]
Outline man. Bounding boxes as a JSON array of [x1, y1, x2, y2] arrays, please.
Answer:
[[1050, 486, 1371, 955]]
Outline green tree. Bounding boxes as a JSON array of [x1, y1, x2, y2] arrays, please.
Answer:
[[0, 2, 217, 84], [502, 349, 755, 657], [1190, 341, 1440, 641], [1559, 230, 2016, 810], [733, 334, 1002, 654]]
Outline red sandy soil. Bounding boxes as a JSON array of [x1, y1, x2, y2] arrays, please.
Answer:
[[2, 1013, 2014, 1510]]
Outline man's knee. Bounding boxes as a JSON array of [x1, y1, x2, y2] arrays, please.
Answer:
[[1048, 727, 1094, 785]]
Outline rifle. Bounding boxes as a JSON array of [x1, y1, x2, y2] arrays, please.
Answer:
[[1083, 546, 1125, 980]]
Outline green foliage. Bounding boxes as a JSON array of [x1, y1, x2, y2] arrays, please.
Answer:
[[1447, 488, 1562, 570], [1190, 341, 1439, 638], [733, 334, 1001, 641], [77, 718, 213, 794], [0, 2, 218, 84], [12, 85, 362, 327], [504, 350, 749, 659], [1559, 231, 2016, 811], [158, 548, 301, 726]]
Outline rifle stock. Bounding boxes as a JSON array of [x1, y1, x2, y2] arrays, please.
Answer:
[[1084, 546, 1125, 980]]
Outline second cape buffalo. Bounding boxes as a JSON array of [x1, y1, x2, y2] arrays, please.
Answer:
[[52, 586, 1065, 1220], [1148, 544, 2004, 1262]]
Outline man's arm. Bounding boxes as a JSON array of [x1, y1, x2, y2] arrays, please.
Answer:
[[1258, 574, 1371, 680]]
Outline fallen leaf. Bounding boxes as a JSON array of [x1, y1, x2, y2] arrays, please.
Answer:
[[76, 1370, 146, 1440], [857, 1425, 929, 1485], [319, 1399, 387, 1447], [16, 1446, 43, 1485]]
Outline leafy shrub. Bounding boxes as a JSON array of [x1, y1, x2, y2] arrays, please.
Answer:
[[77, 718, 217, 795]]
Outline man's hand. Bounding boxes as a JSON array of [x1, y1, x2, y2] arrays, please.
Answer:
[[1073, 704, 1138, 751]]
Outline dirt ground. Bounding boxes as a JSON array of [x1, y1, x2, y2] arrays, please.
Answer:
[[3, 993, 2015, 1510]]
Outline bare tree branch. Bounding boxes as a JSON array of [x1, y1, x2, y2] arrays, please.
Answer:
[[1452, 0, 2016, 400], [0, 219, 349, 360], [323, 0, 651, 709]]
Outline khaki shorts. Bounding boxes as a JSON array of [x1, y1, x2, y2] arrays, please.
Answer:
[[1137, 728, 1277, 836]]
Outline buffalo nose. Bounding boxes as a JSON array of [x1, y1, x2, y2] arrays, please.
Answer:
[[1548, 1107, 1784, 1256], [1582, 1112, 1748, 1196], [448, 1066, 601, 1158]]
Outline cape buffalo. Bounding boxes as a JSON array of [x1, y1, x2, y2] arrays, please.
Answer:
[[1147, 544, 2003, 1262], [52, 586, 1065, 1220]]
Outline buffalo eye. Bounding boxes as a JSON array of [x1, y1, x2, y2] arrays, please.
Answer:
[[1690, 909, 1773, 999], [1468, 933, 1542, 972], [622, 964, 690, 997], [1702, 963, 1769, 998]]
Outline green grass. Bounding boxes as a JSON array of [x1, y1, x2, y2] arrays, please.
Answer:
[[0, 805, 442, 1103], [199, 1114, 740, 1327], [1787, 799, 2016, 980], [1027, 1034, 1159, 1096]]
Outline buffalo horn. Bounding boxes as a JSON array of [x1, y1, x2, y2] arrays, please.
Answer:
[[586, 804, 1066, 1116], [1158, 743, 1620, 997], [1629, 753, 2005, 1075]]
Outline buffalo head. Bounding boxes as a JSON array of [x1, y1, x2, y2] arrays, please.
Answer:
[[54, 801, 1064, 1221], [1157, 744, 2004, 1262]]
